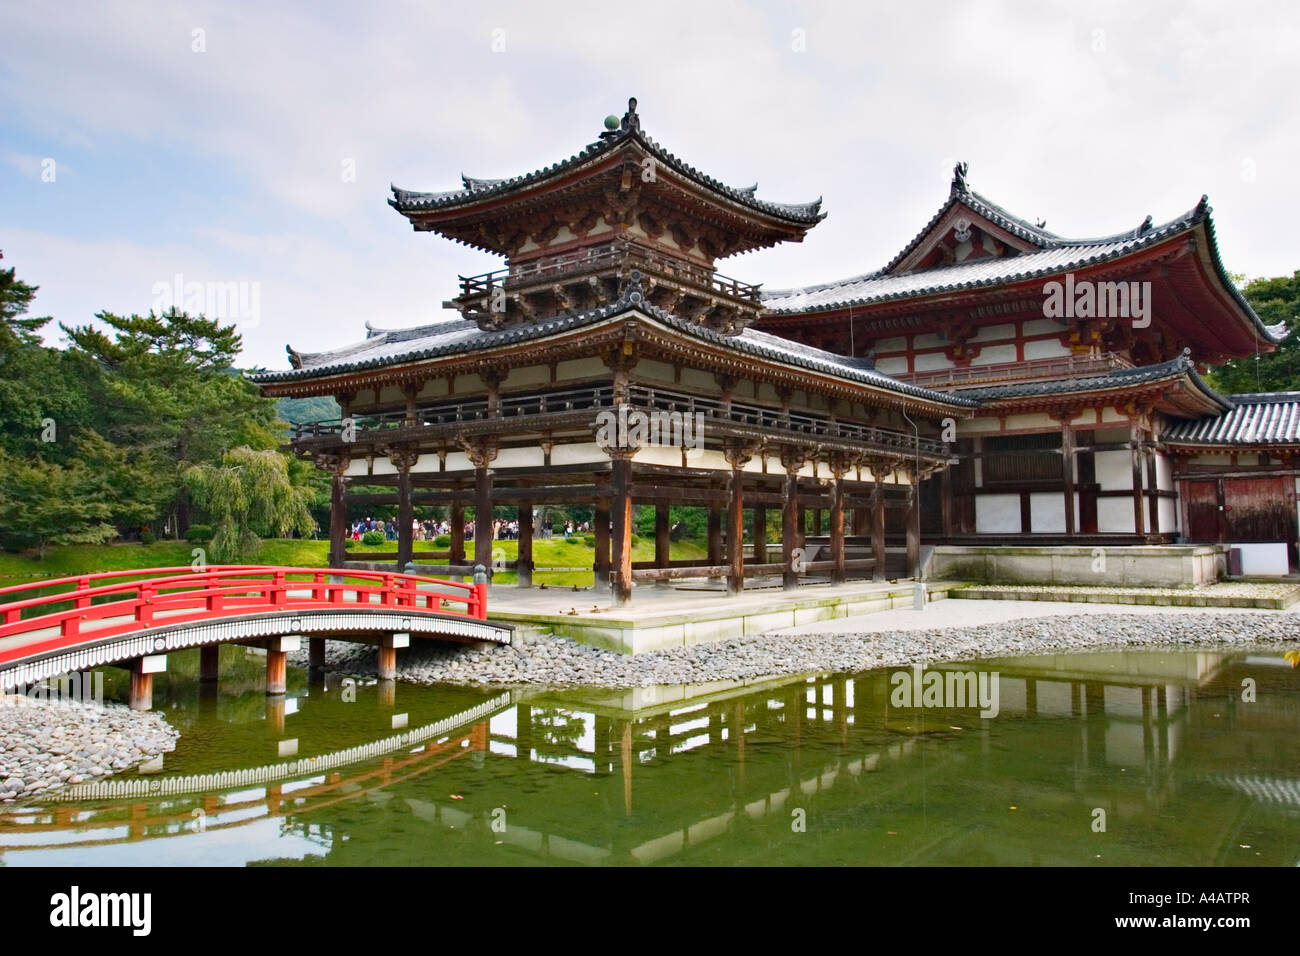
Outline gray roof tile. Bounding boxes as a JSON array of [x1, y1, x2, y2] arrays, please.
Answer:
[[1163, 393, 1300, 446]]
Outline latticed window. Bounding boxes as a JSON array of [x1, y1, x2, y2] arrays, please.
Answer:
[[982, 433, 1061, 484]]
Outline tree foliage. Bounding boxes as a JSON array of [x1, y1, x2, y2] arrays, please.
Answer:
[[183, 446, 316, 562], [1205, 271, 1300, 394]]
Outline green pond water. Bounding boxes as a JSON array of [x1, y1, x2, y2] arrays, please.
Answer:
[[1, 643, 1297, 866]]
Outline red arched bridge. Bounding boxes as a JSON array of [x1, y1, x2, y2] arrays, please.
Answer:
[[0, 566, 511, 710]]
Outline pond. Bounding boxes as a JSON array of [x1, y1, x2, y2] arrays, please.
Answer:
[[1, 643, 1296, 866]]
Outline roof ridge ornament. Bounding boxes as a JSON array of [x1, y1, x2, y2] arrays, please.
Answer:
[[621, 96, 640, 133], [950, 161, 969, 198]]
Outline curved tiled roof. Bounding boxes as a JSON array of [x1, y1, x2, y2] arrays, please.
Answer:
[[248, 279, 974, 410], [389, 104, 825, 226], [952, 352, 1231, 411], [762, 198, 1209, 314], [1163, 392, 1300, 446], [761, 187, 1279, 347]]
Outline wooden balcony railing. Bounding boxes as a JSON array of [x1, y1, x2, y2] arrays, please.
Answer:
[[292, 384, 948, 459]]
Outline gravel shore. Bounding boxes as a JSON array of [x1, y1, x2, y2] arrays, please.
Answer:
[[301, 610, 1300, 689], [0, 694, 179, 804]]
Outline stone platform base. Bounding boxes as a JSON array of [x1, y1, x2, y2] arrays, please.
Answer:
[[488, 580, 960, 654], [928, 544, 1227, 589]]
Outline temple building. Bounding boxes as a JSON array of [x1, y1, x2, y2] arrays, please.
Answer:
[[251, 98, 1300, 597]]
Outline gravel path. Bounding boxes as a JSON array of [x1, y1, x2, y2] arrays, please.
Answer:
[[300, 610, 1300, 689], [0, 695, 179, 804]]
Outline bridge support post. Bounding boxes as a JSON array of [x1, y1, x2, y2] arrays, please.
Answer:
[[265, 635, 299, 695], [308, 637, 326, 673], [199, 644, 220, 682], [128, 655, 167, 711], [378, 632, 408, 681]]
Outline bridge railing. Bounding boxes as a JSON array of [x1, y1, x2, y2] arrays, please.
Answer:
[[0, 566, 487, 660]]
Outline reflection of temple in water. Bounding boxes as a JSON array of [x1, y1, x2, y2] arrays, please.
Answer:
[[1, 648, 1297, 866]]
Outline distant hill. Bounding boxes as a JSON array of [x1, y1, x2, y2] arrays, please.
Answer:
[[276, 395, 340, 424]]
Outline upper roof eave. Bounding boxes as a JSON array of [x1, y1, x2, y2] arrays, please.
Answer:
[[248, 280, 975, 412], [388, 108, 825, 228]]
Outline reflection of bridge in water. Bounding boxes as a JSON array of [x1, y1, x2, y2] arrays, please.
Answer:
[[1, 647, 1297, 865]]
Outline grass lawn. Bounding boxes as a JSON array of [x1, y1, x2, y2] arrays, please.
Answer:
[[0, 537, 709, 590]]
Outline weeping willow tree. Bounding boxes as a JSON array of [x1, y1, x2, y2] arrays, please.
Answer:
[[183, 446, 316, 561]]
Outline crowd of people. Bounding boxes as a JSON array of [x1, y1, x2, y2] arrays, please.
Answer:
[[349, 514, 594, 542]]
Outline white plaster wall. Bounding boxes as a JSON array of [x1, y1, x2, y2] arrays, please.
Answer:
[[1096, 497, 1135, 533], [971, 344, 1017, 365], [913, 351, 951, 371], [443, 451, 471, 472], [507, 365, 550, 387], [913, 332, 945, 349], [971, 323, 1015, 343], [1021, 318, 1062, 336], [976, 494, 1021, 533], [557, 357, 606, 381], [634, 444, 682, 467], [679, 367, 716, 391], [1002, 412, 1058, 431], [1030, 492, 1076, 533], [875, 336, 907, 352], [875, 357, 909, 375], [495, 446, 545, 469], [1023, 338, 1071, 359], [454, 373, 485, 393], [1094, 449, 1133, 491], [1160, 497, 1178, 533], [551, 442, 607, 466]]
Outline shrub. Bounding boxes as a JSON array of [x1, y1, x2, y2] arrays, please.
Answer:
[[184, 524, 214, 543], [630, 533, 643, 546], [140, 531, 156, 545], [582, 533, 596, 547], [361, 530, 385, 546], [434, 533, 451, 547], [565, 536, 584, 546]]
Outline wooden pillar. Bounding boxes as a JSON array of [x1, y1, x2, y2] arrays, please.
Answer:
[[1130, 422, 1146, 536], [199, 644, 220, 682], [1146, 442, 1160, 535], [468, 442, 497, 579], [328, 464, 348, 569], [829, 464, 847, 584], [654, 503, 670, 582], [940, 467, 953, 538], [781, 451, 804, 591], [594, 501, 611, 592], [725, 446, 753, 595], [1061, 418, 1076, 536], [517, 499, 533, 588], [871, 465, 888, 581], [906, 466, 921, 578], [811, 508, 822, 536], [450, 499, 465, 567], [707, 505, 722, 568], [752, 506, 767, 564], [516, 703, 533, 761], [611, 454, 633, 605], [395, 454, 415, 569]]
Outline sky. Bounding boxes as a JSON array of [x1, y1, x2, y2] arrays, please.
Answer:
[[1, 0, 1298, 370]]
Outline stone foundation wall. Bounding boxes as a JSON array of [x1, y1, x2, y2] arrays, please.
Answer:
[[929, 544, 1227, 588]]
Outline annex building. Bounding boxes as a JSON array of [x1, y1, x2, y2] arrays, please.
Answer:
[[251, 99, 1299, 602]]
